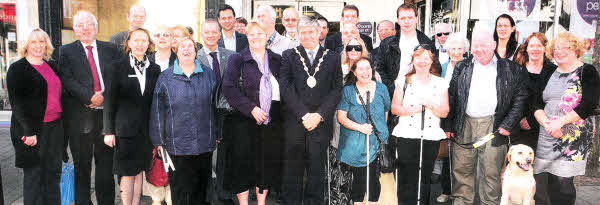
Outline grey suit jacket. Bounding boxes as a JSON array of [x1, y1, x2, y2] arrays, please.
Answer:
[[197, 47, 236, 110]]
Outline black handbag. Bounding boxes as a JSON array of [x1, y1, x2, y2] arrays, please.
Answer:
[[354, 86, 395, 173]]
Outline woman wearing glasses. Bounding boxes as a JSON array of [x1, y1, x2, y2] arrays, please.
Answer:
[[391, 45, 449, 205], [149, 25, 177, 71], [532, 32, 600, 205], [493, 14, 518, 59], [328, 37, 371, 204]]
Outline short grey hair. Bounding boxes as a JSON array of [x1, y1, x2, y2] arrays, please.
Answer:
[[257, 4, 276, 21], [202, 19, 221, 32], [377, 20, 394, 30], [445, 32, 470, 52], [297, 16, 322, 36], [73, 11, 98, 28]]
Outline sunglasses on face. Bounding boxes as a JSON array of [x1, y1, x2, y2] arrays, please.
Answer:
[[346, 45, 362, 52], [436, 32, 450, 37]]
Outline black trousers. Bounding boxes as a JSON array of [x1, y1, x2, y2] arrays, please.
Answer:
[[169, 153, 212, 205], [395, 137, 439, 205], [211, 108, 233, 200], [534, 172, 576, 205], [282, 117, 329, 205], [349, 162, 380, 202], [23, 119, 64, 205], [70, 111, 115, 205], [440, 156, 451, 195]]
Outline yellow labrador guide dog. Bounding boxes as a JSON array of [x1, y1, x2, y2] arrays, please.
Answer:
[[500, 144, 536, 205]]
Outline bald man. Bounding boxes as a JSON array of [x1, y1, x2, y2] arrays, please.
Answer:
[[371, 20, 396, 62], [282, 7, 300, 41], [446, 28, 527, 205], [434, 23, 452, 64], [110, 5, 146, 51]]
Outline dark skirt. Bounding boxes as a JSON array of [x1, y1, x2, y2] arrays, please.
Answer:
[[113, 133, 153, 176], [224, 102, 283, 194]]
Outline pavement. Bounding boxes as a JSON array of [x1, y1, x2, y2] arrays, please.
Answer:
[[0, 110, 599, 204]]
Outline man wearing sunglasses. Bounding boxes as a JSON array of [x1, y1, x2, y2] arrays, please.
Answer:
[[375, 3, 437, 96], [110, 5, 146, 52], [434, 23, 452, 65], [324, 5, 374, 53]]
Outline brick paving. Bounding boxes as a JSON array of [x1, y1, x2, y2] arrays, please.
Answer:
[[1, 118, 599, 204]]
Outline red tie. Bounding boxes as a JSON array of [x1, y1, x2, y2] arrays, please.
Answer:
[[86, 46, 101, 91]]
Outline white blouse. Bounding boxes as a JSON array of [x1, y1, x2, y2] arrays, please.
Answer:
[[392, 75, 448, 141]]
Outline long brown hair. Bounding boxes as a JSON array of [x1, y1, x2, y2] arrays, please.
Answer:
[[345, 57, 377, 86], [514, 32, 549, 67], [124, 28, 155, 55], [405, 46, 439, 84]]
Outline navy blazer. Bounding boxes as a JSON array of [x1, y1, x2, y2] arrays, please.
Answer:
[[222, 48, 282, 117], [217, 31, 249, 52]]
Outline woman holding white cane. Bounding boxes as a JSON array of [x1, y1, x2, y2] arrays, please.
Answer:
[[337, 57, 390, 204], [391, 45, 449, 205]]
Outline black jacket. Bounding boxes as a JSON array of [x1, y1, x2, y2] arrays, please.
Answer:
[[103, 57, 161, 137], [375, 30, 436, 96], [324, 32, 373, 53], [446, 57, 528, 146], [217, 31, 249, 52], [280, 46, 343, 123], [57, 40, 121, 136], [7, 58, 59, 168]]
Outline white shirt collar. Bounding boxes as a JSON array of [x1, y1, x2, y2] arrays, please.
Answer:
[[81, 40, 97, 49], [222, 30, 236, 40], [203, 46, 219, 55]]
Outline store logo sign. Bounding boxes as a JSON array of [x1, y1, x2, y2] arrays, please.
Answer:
[[578, 0, 599, 25]]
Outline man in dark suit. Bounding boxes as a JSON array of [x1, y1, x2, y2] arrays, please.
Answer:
[[324, 4, 373, 53], [109, 5, 146, 51], [280, 16, 343, 205], [375, 3, 437, 96], [58, 11, 121, 205], [197, 19, 236, 205], [217, 4, 249, 52]]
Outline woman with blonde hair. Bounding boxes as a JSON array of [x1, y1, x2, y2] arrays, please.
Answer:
[[8, 28, 63, 205], [223, 21, 283, 205], [532, 32, 600, 205]]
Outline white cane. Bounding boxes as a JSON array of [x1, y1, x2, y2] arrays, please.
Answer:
[[416, 105, 426, 205], [366, 126, 370, 204], [327, 146, 331, 205]]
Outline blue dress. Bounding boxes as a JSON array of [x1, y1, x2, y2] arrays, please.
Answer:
[[336, 82, 391, 167]]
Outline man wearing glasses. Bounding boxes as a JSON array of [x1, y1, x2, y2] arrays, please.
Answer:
[[282, 7, 300, 42], [434, 23, 452, 65]]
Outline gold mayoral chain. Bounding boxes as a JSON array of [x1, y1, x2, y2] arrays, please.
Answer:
[[294, 48, 329, 88]]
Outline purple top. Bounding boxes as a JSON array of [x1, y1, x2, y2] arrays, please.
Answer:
[[32, 62, 62, 122]]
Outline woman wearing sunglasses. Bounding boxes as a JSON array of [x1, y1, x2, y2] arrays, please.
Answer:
[[391, 45, 449, 205], [148, 25, 177, 72], [328, 37, 371, 204]]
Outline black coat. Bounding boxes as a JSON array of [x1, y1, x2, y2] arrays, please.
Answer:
[[57, 40, 121, 136], [7, 58, 60, 168], [375, 30, 436, 96], [103, 57, 161, 137], [446, 57, 528, 146], [280, 46, 343, 124], [324, 32, 374, 53], [217, 31, 249, 52]]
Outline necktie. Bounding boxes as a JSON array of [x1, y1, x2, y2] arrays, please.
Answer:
[[308, 51, 315, 64], [209, 52, 222, 82], [86, 46, 101, 91]]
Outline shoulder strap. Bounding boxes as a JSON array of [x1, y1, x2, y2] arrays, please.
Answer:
[[354, 85, 384, 143]]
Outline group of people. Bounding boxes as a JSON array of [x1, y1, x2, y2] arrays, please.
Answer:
[[7, 2, 599, 205]]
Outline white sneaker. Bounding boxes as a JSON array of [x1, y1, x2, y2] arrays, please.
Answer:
[[437, 194, 450, 203]]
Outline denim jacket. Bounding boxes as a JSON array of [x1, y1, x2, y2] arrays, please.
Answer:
[[150, 59, 217, 155]]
